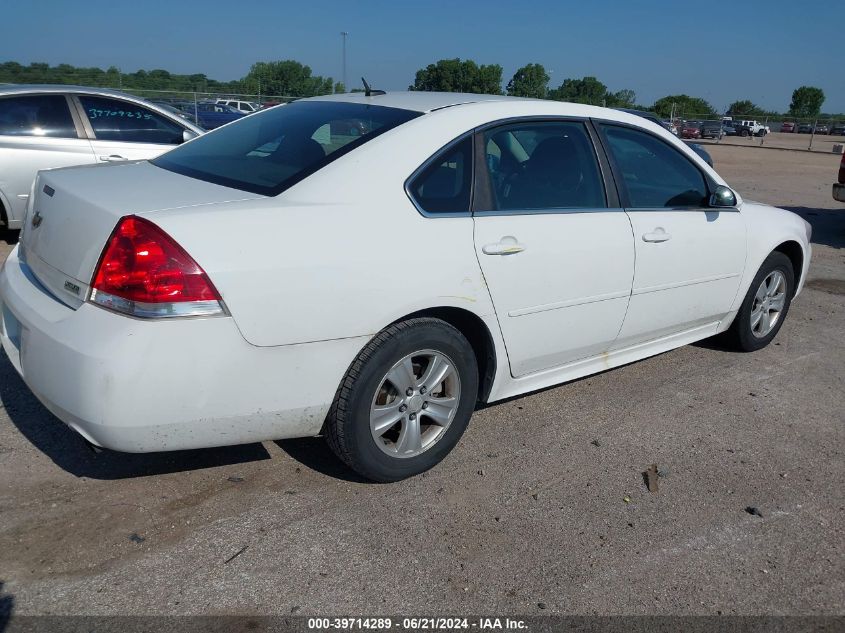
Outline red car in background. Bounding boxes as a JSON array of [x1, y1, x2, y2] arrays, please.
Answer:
[[781, 121, 797, 133], [681, 122, 701, 139]]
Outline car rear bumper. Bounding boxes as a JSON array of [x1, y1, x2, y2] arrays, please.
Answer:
[[834, 183, 845, 203], [0, 246, 366, 452]]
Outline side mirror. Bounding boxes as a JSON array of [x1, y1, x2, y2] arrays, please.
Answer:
[[710, 185, 737, 208], [182, 129, 199, 143]]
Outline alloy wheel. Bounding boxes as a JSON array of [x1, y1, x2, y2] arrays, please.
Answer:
[[369, 350, 461, 458], [750, 270, 786, 338]]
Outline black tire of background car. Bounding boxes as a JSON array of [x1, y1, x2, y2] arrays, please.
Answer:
[[723, 251, 795, 352], [324, 317, 479, 482]]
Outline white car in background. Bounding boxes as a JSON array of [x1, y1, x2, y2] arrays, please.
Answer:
[[0, 92, 811, 482], [215, 99, 260, 113], [0, 85, 203, 230]]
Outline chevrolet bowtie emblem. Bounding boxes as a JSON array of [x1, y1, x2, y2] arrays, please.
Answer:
[[31, 211, 43, 228]]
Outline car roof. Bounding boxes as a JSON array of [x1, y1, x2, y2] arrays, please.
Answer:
[[308, 91, 535, 113], [0, 83, 149, 99]]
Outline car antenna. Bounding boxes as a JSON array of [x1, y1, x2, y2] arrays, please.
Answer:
[[361, 77, 386, 97]]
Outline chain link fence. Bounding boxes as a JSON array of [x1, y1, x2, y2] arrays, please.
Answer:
[[671, 111, 845, 154], [116, 88, 300, 124]]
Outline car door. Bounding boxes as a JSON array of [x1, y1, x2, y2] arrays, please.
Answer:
[[597, 123, 746, 349], [0, 93, 96, 227], [72, 94, 189, 163], [472, 120, 635, 377]]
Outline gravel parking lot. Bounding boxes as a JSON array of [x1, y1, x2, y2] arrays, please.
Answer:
[[0, 144, 842, 618]]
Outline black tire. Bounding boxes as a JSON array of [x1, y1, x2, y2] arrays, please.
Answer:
[[723, 251, 794, 352], [0, 227, 19, 245], [741, 130, 749, 137], [325, 318, 479, 482]]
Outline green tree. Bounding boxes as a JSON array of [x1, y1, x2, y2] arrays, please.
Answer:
[[241, 60, 333, 97], [334, 81, 346, 94], [788, 86, 825, 118], [652, 94, 717, 119], [548, 76, 608, 105], [409, 59, 503, 94], [605, 89, 637, 108], [506, 63, 550, 98], [727, 100, 765, 117]]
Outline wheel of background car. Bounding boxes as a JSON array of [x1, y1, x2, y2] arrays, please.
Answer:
[[723, 251, 794, 352], [741, 130, 749, 137], [324, 317, 479, 482]]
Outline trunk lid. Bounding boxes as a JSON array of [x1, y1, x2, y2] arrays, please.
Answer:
[[20, 160, 262, 308]]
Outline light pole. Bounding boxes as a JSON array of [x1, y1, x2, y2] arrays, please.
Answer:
[[340, 31, 348, 92]]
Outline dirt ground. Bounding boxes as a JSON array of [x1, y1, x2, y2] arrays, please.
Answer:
[[0, 144, 842, 618]]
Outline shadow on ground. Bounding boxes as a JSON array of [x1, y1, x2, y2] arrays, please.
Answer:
[[784, 206, 845, 250], [0, 582, 12, 633], [274, 438, 368, 483], [0, 349, 272, 480]]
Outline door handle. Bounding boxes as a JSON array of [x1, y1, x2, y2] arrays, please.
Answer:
[[642, 228, 671, 243], [482, 241, 526, 255], [99, 154, 128, 162]]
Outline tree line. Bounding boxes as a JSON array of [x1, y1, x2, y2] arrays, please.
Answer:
[[0, 59, 835, 119]]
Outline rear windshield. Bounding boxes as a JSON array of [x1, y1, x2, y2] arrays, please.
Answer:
[[152, 100, 421, 195]]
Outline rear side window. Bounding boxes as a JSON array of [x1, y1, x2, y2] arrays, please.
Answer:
[[79, 95, 186, 145], [602, 125, 708, 208], [153, 100, 421, 196], [0, 95, 77, 138], [408, 136, 473, 214], [479, 121, 606, 211]]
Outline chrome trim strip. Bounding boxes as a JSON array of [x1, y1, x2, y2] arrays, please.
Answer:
[[625, 206, 740, 213], [89, 289, 228, 319], [476, 206, 624, 217]]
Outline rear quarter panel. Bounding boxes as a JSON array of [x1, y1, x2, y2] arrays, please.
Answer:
[[147, 112, 501, 347]]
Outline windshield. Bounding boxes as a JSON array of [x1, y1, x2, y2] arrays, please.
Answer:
[[153, 100, 421, 195]]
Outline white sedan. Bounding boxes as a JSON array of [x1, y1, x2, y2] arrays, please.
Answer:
[[0, 92, 811, 481]]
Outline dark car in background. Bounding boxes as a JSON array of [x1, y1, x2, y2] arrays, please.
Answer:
[[834, 151, 845, 202], [150, 100, 200, 126], [699, 120, 724, 139], [191, 102, 246, 130], [831, 123, 845, 136], [814, 123, 830, 135], [797, 122, 813, 134]]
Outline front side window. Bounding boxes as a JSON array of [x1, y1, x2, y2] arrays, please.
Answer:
[[407, 136, 473, 214], [79, 95, 186, 145], [602, 124, 708, 208], [479, 121, 606, 211], [0, 95, 77, 138], [153, 100, 421, 196]]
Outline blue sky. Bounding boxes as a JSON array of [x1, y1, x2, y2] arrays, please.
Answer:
[[1, 0, 841, 112]]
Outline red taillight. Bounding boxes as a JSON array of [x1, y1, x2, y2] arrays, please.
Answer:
[[90, 216, 224, 318]]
